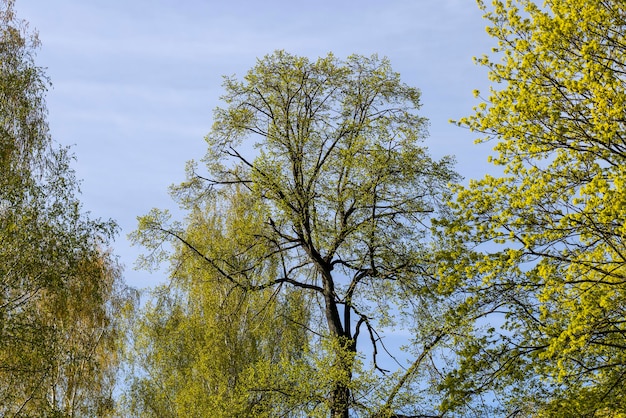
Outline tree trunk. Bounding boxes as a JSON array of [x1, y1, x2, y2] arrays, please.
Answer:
[[330, 383, 351, 418], [319, 266, 356, 418]]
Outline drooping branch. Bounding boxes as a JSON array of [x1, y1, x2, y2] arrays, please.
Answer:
[[351, 304, 391, 374], [156, 225, 324, 294]]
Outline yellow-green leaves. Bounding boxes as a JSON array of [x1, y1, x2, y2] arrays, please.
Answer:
[[124, 188, 313, 417], [131, 51, 458, 417], [440, 0, 626, 415], [0, 1, 131, 415]]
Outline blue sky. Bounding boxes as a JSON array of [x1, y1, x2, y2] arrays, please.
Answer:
[[17, 1, 495, 288]]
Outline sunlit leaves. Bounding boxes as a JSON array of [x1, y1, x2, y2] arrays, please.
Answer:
[[440, 0, 626, 414], [0, 1, 132, 415], [132, 51, 458, 417], [124, 188, 312, 417]]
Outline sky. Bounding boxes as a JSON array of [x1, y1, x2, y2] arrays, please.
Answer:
[[16, 0, 495, 289]]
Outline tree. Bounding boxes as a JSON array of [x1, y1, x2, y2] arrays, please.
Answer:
[[40, 249, 131, 417], [123, 187, 312, 418], [437, 0, 626, 415], [0, 1, 133, 415], [133, 51, 458, 417]]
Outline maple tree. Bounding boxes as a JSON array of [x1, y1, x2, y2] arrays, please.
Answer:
[[437, 0, 626, 415]]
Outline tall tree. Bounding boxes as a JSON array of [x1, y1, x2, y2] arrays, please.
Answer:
[[0, 1, 133, 416], [133, 51, 458, 417], [437, 0, 626, 415]]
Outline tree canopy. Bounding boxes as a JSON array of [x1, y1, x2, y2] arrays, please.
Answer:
[[132, 51, 458, 417], [436, 0, 626, 415], [0, 1, 133, 416]]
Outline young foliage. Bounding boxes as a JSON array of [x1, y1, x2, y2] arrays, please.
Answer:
[[0, 1, 134, 416], [124, 188, 313, 417], [133, 51, 458, 417], [437, 0, 626, 415]]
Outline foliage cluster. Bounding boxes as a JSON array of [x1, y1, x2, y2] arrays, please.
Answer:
[[436, 0, 626, 415], [0, 1, 134, 416]]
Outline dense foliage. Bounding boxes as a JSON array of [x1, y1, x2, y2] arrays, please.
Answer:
[[0, 1, 133, 416], [123, 188, 312, 417], [437, 0, 626, 415]]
